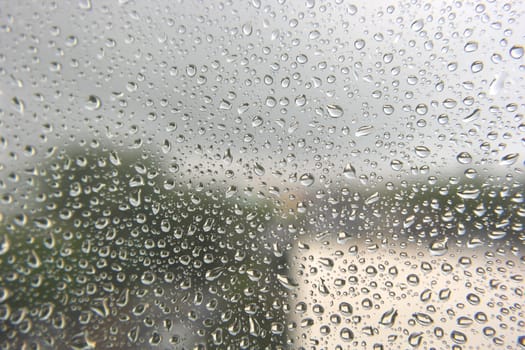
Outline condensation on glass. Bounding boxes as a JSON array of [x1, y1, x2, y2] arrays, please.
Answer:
[[0, 0, 524, 349]]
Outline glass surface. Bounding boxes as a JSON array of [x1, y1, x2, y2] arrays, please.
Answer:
[[0, 0, 524, 349]]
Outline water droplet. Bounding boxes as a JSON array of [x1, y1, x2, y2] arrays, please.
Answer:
[[295, 94, 307, 107], [510, 45, 524, 59], [456, 152, 473, 164], [296, 54, 308, 64], [411, 19, 424, 32], [390, 159, 403, 171], [414, 146, 430, 158], [326, 104, 344, 118], [340, 327, 354, 341], [354, 39, 365, 50], [85, 95, 101, 110], [186, 64, 197, 77], [254, 162, 265, 176], [451, 330, 467, 344], [408, 332, 423, 347], [242, 22, 253, 36], [343, 163, 356, 179], [379, 308, 398, 327], [464, 41, 478, 52], [12, 97, 25, 114], [471, 61, 484, 73], [383, 104, 394, 115], [500, 153, 519, 165], [413, 312, 433, 326], [299, 173, 315, 187], [429, 237, 448, 256], [219, 99, 232, 110], [415, 103, 428, 115]]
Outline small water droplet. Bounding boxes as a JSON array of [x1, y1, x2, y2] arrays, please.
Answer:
[[295, 94, 307, 107], [340, 327, 354, 341], [450, 330, 467, 344]]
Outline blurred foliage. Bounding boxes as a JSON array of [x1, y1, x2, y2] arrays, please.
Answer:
[[0, 146, 291, 349]]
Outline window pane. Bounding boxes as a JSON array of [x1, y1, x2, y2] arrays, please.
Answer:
[[0, 1, 523, 349]]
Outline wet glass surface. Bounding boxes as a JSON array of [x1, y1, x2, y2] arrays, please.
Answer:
[[0, 1, 524, 349]]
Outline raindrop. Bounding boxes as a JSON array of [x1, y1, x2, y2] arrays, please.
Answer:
[[414, 146, 430, 158], [390, 159, 403, 171], [464, 41, 478, 52], [340, 327, 354, 341], [383, 104, 394, 115], [471, 61, 484, 73], [379, 308, 398, 327], [326, 104, 344, 118], [342, 164, 356, 181], [254, 162, 265, 176], [500, 153, 519, 165], [186, 64, 197, 77], [85, 95, 101, 111], [408, 332, 423, 347], [411, 19, 424, 32], [299, 173, 315, 187], [509, 45, 524, 59], [456, 152, 473, 164], [354, 39, 365, 50]]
